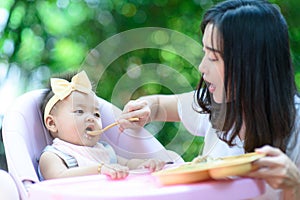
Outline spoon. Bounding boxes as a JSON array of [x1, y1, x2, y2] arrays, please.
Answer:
[[86, 117, 139, 136]]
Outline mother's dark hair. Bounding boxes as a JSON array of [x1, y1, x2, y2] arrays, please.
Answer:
[[196, 0, 298, 152]]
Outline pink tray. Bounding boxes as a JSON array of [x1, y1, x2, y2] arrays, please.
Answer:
[[28, 171, 265, 200]]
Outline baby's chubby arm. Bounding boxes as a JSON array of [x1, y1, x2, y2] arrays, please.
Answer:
[[39, 151, 129, 180]]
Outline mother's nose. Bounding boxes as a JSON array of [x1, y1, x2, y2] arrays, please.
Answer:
[[198, 59, 207, 74]]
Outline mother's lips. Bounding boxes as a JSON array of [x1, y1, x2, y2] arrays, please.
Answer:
[[204, 79, 216, 94]]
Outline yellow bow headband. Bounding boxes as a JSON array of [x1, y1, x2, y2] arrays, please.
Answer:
[[44, 70, 92, 123]]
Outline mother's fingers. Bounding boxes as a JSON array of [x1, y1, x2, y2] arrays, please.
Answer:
[[255, 145, 282, 156], [248, 163, 283, 178], [252, 154, 285, 169], [123, 99, 148, 112], [119, 108, 150, 121], [253, 145, 289, 169], [247, 146, 300, 189], [248, 169, 296, 189], [118, 101, 151, 131]]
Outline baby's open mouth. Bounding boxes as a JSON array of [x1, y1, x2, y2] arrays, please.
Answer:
[[85, 127, 94, 132], [84, 127, 96, 139]]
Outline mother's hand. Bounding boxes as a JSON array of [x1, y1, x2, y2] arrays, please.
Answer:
[[118, 99, 151, 132], [247, 145, 300, 190]]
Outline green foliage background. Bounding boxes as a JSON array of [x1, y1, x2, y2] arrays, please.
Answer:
[[0, 0, 300, 162]]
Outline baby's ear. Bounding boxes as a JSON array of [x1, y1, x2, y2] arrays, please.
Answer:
[[45, 115, 58, 135]]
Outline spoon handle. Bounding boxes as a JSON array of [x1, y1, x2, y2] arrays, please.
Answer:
[[87, 117, 139, 136]]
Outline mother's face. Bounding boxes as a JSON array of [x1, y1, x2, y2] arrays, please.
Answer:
[[198, 23, 225, 103]]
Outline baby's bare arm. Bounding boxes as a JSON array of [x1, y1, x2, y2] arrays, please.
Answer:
[[39, 151, 128, 180]]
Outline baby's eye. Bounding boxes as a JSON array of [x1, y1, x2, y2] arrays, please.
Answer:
[[74, 110, 84, 114], [94, 112, 101, 118]]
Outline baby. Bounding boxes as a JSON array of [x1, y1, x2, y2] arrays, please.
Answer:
[[39, 71, 165, 180]]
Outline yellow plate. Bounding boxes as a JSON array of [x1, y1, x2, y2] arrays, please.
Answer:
[[152, 164, 211, 185], [153, 152, 265, 185]]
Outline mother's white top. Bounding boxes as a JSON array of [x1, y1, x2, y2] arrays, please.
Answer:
[[177, 91, 300, 200], [177, 91, 300, 162]]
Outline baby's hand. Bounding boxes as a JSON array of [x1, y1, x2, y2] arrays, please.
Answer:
[[101, 164, 129, 179], [138, 159, 165, 172]]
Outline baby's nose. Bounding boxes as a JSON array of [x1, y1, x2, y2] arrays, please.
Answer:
[[86, 114, 95, 122]]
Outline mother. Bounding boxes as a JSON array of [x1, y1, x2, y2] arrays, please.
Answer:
[[119, 0, 300, 199]]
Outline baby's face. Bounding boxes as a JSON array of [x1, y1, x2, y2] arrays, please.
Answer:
[[52, 91, 102, 147]]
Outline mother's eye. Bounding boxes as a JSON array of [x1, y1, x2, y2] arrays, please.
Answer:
[[208, 57, 218, 62], [208, 51, 219, 62]]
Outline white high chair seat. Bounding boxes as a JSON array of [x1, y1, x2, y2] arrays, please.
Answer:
[[2, 89, 183, 199]]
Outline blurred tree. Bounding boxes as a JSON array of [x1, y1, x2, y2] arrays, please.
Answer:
[[0, 0, 299, 161]]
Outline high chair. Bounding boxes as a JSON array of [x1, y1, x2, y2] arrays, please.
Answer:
[[0, 169, 19, 200], [2, 89, 183, 200]]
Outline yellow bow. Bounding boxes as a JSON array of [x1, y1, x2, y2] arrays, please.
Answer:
[[44, 71, 92, 123]]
